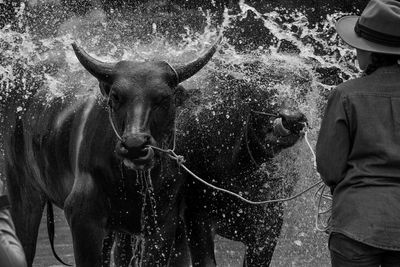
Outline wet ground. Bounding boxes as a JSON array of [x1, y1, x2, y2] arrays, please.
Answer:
[[33, 206, 246, 267], [34, 207, 73, 267]]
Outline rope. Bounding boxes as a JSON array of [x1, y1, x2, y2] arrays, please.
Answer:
[[180, 161, 322, 205], [251, 110, 280, 118], [244, 112, 261, 168], [303, 131, 331, 232], [148, 127, 323, 205], [304, 131, 316, 168], [107, 94, 123, 141]]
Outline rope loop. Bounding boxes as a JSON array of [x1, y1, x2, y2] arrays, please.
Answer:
[[174, 155, 186, 166]]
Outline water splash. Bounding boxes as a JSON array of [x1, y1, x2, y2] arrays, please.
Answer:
[[1, 1, 361, 265], [133, 170, 147, 267], [132, 169, 161, 266], [144, 170, 159, 230], [1, 2, 358, 113], [132, 232, 144, 267]]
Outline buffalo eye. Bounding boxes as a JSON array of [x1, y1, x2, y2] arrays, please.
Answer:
[[154, 95, 172, 111]]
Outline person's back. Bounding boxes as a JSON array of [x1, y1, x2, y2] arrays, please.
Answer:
[[318, 65, 400, 249]]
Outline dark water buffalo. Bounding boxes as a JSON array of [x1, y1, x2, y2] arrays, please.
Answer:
[[175, 73, 307, 266], [110, 66, 307, 266], [2, 40, 218, 266]]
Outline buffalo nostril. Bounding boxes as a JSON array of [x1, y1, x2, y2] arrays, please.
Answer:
[[143, 134, 151, 145]]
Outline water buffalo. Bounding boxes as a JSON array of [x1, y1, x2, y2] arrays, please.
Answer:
[[109, 65, 307, 266], [176, 72, 307, 266], [1, 40, 219, 266]]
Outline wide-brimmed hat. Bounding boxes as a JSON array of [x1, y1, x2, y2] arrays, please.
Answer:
[[336, 0, 400, 55]]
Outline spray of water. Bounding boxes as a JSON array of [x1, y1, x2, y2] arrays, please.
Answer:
[[134, 170, 147, 267], [132, 169, 163, 266], [0, 1, 362, 265]]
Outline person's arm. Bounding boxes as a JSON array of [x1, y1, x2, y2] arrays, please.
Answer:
[[316, 88, 351, 192], [0, 195, 27, 267]]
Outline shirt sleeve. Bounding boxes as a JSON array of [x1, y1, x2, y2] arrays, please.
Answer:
[[0, 208, 27, 267], [316, 88, 351, 190]]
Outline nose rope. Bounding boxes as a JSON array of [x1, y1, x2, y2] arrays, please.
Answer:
[[107, 93, 123, 141], [251, 110, 280, 117], [148, 124, 323, 205]]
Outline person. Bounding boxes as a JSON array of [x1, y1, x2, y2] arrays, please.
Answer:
[[0, 178, 27, 267], [316, 0, 400, 266]]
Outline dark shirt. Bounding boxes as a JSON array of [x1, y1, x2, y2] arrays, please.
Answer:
[[316, 65, 400, 250]]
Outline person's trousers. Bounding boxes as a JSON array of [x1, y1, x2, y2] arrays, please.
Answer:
[[329, 232, 400, 267]]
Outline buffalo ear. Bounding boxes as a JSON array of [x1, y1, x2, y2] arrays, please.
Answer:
[[174, 85, 189, 107], [99, 82, 111, 96]]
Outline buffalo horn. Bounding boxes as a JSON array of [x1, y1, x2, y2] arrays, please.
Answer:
[[175, 36, 222, 83], [72, 43, 115, 82]]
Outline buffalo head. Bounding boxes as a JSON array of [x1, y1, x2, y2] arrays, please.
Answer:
[[72, 40, 219, 170]]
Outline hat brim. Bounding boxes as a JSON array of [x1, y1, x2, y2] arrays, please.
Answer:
[[336, 16, 400, 55]]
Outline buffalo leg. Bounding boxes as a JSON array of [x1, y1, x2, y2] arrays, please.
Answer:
[[139, 216, 178, 267], [243, 204, 284, 267], [184, 210, 216, 267], [114, 232, 133, 267], [243, 231, 280, 267], [102, 231, 115, 267], [168, 217, 191, 267], [6, 164, 45, 267], [64, 174, 108, 267], [101, 231, 133, 267]]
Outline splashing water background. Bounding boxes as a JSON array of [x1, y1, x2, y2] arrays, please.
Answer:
[[0, 0, 366, 266]]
